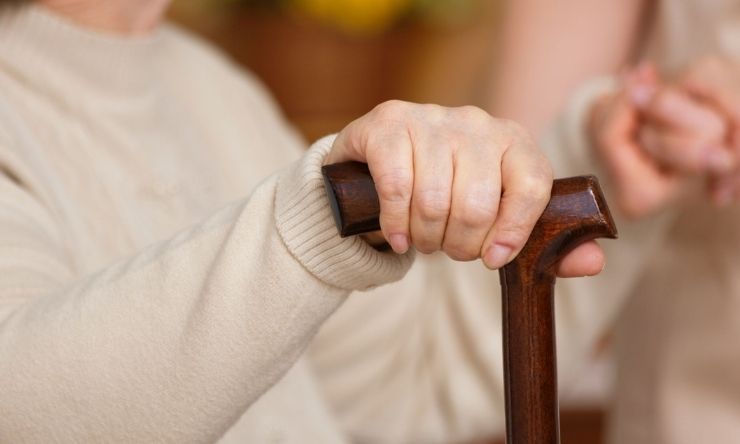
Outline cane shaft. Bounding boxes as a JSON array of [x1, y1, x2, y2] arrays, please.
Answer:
[[322, 161, 617, 444]]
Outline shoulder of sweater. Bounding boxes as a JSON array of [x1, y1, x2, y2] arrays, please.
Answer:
[[156, 21, 300, 144], [158, 22, 279, 108], [158, 22, 241, 77]]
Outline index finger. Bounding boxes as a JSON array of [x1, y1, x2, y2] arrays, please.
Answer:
[[364, 131, 414, 255], [481, 129, 553, 269], [330, 110, 415, 254]]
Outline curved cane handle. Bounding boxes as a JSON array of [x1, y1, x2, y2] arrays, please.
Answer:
[[500, 176, 617, 444], [322, 161, 618, 444]]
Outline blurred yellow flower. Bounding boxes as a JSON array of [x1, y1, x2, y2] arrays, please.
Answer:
[[289, 0, 415, 35]]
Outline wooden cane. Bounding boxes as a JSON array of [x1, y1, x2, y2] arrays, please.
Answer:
[[322, 161, 617, 444]]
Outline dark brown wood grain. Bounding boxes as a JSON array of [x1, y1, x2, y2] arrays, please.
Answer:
[[322, 161, 618, 444], [500, 176, 617, 444], [322, 161, 381, 236]]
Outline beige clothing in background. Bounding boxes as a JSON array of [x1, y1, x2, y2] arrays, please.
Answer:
[[607, 0, 740, 443], [537, 0, 740, 443]]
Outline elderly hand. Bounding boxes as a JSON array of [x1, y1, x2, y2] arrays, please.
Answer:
[[325, 100, 604, 277]]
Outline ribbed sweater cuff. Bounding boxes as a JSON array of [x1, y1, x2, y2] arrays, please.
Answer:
[[275, 135, 414, 291]]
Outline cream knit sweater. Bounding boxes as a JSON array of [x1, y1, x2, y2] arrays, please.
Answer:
[[0, 6, 413, 443], [0, 5, 641, 444]]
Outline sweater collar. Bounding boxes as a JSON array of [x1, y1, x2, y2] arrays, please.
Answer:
[[0, 4, 165, 106]]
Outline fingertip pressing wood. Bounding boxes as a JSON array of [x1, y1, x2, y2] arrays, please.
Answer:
[[322, 161, 618, 444]]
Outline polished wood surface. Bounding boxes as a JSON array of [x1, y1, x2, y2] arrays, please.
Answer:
[[322, 161, 618, 444], [486, 408, 606, 444], [499, 177, 617, 444], [322, 161, 381, 236]]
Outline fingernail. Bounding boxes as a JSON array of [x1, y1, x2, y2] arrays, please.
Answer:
[[389, 234, 409, 254], [707, 149, 734, 173], [484, 243, 513, 269]]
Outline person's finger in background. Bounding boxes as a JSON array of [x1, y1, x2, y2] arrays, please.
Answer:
[[589, 83, 680, 218], [631, 82, 733, 174]]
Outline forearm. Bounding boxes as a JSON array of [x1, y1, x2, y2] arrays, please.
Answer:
[[0, 139, 412, 443], [488, 0, 646, 136]]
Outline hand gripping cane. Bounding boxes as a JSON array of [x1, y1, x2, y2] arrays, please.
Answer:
[[322, 161, 617, 444]]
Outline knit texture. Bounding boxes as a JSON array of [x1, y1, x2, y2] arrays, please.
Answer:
[[0, 4, 687, 444], [276, 135, 413, 291], [0, 5, 412, 443]]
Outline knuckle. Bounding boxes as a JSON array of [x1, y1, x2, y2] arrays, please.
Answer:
[[372, 100, 411, 122], [376, 168, 412, 203], [498, 119, 531, 142], [498, 119, 542, 156], [442, 241, 479, 261], [494, 221, 530, 250], [501, 118, 528, 134], [416, 103, 452, 128], [519, 168, 553, 201], [414, 189, 451, 221], [364, 123, 403, 149], [422, 102, 447, 115], [451, 197, 498, 228], [379, 213, 407, 234], [455, 105, 492, 124]]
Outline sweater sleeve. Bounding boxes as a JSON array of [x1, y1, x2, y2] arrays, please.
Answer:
[[0, 137, 413, 443], [308, 77, 677, 443]]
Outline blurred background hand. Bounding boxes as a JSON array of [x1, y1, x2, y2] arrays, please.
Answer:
[[589, 61, 738, 218]]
